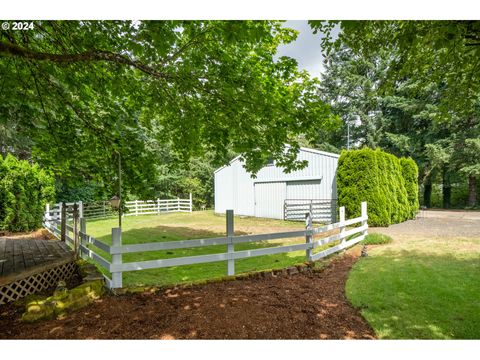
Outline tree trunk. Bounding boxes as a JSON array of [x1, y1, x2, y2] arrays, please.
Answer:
[[443, 186, 451, 209], [442, 170, 451, 209], [468, 175, 477, 207], [424, 182, 432, 208]]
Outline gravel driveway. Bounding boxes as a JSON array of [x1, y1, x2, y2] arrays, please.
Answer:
[[370, 210, 480, 239]]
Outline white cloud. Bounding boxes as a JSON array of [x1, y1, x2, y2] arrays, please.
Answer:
[[275, 20, 339, 79]]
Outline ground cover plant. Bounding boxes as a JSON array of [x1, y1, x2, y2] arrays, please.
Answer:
[[360, 233, 393, 245]]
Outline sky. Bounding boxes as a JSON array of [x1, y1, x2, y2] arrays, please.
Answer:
[[275, 20, 338, 80]]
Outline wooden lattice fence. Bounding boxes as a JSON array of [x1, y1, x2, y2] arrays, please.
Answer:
[[0, 261, 77, 305]]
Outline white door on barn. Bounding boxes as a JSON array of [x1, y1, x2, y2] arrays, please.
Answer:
[[254, 182, 286, 219]]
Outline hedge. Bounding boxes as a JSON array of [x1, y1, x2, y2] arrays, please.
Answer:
[[0, 154, 55, 232], [337, 148, 419, 226], [400, 157, 420, 218]]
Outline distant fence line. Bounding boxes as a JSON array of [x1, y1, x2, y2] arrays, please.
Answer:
[[45, 194, 193, 222], [43, 200, 368, 290]]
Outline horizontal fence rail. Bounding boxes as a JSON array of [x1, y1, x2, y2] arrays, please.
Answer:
[[43, 199, 368, 290]]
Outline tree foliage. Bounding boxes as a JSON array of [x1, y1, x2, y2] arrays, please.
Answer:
[[0, 20, 339, 199], [310, 20, 480, 117], [314, 23, 480, 208], [400, 157, 420, 218], [0, 154, 55, 232]]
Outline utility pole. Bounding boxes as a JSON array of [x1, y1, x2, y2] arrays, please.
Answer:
[[118, 151, 122, 228], [347, 120, 350, 150]]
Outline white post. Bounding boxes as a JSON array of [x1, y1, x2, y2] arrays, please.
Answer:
[[177, 197, 180, 212], [361, 201, 368, 238], [80, 218, 86, 242], [135, 200, 138, 216], [78, 201, 83, 219], [226, 210, 235, 276], [111, 227, 123, 289], [305, 211, 313, 261], [45, 203, 51, 226], [189, 193, 193, 212], [157, 198, 160, 213], [339, 206, 346, 243]]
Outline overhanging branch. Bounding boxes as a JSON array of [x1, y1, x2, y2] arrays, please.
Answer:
[[0, 40, 172, 80]]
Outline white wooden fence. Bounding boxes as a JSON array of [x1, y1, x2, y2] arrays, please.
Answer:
[[43, 201, 368, 289], [45, 194, 192, 222]]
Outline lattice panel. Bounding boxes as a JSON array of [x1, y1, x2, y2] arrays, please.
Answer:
[[0, 262, 77, 305]]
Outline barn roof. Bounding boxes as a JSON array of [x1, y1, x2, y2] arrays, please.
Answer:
[[213, 146, 340, 174]]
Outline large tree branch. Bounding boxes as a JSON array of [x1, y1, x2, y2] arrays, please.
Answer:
[[0, 40, 172, 80]]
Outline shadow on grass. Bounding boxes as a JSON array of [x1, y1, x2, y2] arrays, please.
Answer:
[[346, 248, 480, 339], [91, 225, 309, 287]]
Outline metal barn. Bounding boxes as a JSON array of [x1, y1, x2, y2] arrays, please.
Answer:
[[214, 147, 339, 223]]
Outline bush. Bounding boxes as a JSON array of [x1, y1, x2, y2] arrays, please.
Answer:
[[337, 148, 417, 226], [400, 157, 420, 218], [361, 233, 393, 245], [0, 154, 55, 232]]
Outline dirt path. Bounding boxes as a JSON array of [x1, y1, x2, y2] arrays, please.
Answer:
[[0, 249, 374, 339]]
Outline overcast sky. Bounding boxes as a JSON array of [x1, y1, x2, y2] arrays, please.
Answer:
[[275, 20, 338, 79]]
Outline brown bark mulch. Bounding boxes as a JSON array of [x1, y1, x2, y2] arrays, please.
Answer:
[[0, 249, 375, 339]]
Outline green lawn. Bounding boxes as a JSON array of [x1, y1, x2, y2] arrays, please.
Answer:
[[85, 211, 313, 287], [346, 235, 480, 339]]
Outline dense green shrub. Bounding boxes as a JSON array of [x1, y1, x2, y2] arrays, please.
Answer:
[[361, 233, 393, 245], [400, 157, 420, 218], [0, 154, 55, 232], [337, 148, 417, 226]]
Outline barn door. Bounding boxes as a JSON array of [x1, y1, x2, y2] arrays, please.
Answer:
[[254, 182, 286, 219], [286, 180, 322, 200]]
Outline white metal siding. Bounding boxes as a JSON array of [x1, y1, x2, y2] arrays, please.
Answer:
[[254, 182, 286, 219], [214, 147, 339, 218], [286, 180, 322, 199]]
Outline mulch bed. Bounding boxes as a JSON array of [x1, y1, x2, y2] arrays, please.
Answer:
[[0, 249, 375, 339]]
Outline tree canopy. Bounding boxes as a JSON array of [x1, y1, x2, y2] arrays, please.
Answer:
[[311, 21, 480, 207], [310, 20, 480, 118], [0, 20, 339, 198]]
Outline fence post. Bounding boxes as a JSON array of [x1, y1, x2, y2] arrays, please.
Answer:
[[157, 198, 160, 213], [73, 203, 79, 258], [78, 201, 83, 219], [177, 197, 180, 212], [339, 206, 346, 243], [111, 227, 123, 289], [189, 193, 192, 212], [80, 217, 86, 242], [135, 200, 138, 216], [45, 203, 50, 225], [226, 210, 235, 276], [361, 201, 368, 238], [331, 199, 337, 224], [305, 211, 313, 262], [309, 201, 313, 223], [60, 202, 66, 242]]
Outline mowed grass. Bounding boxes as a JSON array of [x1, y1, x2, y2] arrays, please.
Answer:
[[346, 235, 480, 339], [85, 211, 311, 287]]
